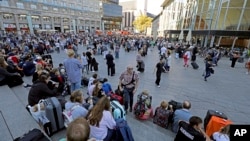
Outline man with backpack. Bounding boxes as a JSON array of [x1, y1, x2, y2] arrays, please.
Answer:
[[119, 65, 139, 113]]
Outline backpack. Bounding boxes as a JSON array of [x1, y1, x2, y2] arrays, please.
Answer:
[[114, 118, 134, 141], [63, 104, 80, 127], [134, 94, 152, 117], [111, 100, 126, 120]]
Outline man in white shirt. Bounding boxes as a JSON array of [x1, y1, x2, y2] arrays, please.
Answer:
[[160, 46, 167, 59], [81, 52, 88, 74]]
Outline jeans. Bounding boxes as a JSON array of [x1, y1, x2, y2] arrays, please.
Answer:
[[70, 81, 81, 92], [204, 70, 211, 79], [103, 129, 115, 141], [123, 87, 134, 111], [82, 64, 88, 74], [115, 51, 119, 58]]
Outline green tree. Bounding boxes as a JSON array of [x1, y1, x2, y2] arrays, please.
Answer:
[[133, 15, 152, 33]]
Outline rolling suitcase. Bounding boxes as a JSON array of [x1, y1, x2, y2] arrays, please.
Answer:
[[191, 62, 199, 69], [44, 97, 64, 134], [204, 110, 228, 131], [168, 100, 182, 111], [110, 100, 126, 120], [205, 116, 232, 137]]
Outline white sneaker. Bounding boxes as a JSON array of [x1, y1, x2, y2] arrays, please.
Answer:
[[92, 71, 95, 72], [246, 72, 249, 74], [157, 85, 160, 88]]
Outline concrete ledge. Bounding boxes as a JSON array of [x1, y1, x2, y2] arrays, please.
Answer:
[[0, 85, 39, 139]]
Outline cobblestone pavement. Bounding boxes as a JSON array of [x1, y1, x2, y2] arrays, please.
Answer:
[[1, 45, 248, 141]]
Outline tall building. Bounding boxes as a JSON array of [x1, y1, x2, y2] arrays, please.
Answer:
[[119, 0, 148, 31], [154, 0, 250, 48], [100, 0, 122, 31], [0, 0, 101, 34]]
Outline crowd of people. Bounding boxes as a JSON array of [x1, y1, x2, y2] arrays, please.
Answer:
[[0, 31, 249, 141]]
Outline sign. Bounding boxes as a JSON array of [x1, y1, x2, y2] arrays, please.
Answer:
[[230, 125, 250, 141], [3, 23, 16, 28]]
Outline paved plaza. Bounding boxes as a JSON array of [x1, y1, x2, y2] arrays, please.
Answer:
[[0, 45, 249, 141]]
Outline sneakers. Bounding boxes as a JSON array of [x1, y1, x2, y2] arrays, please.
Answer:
[[204, 78, 207, 81], [129, 108, 132, 112], [157, 85, 160, 88], [246, 72, 249, 75]]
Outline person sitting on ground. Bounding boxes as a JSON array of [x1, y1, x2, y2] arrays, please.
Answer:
[[172, 100, 192, 133], [87, 96, 116, 141], [92, 82, 105, 99], [102, 78, 112, 96], [0, 56, 23, 87], [174, 116, 210, 141], [59, 117, 95, 141], [88, 79, 99, 96], [211, 124, 230, 141], [49, 68, 65, 93], [153, 100, 173, 129], [28, 71, 59, 106], [32, 63, 44, 83], [65, 90, 88, 119], [88, 73, 98, 89], [22, 57, 36, 76]]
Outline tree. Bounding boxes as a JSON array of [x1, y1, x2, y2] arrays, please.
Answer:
[[133, 15, 152, 33]]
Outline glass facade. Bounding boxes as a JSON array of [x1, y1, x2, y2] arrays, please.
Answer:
[[103, 3, 122, 17]]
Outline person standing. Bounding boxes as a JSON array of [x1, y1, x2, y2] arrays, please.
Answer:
[[204, 59, 213, 81], [119, 65, 139, 113], [105, 51, 115, 76], [136, 50, 145, 73], [114, 43, 120, 59], [231, 51, 240, 68], [81, 52, 88, 74], [63, 49, 83, 92], [154, 58, 166, 88], [183, 49, 191, 68]]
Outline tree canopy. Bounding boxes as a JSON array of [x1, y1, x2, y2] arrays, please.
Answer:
[[133, 15, 152, 33]]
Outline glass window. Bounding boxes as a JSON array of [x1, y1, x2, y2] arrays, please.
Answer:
[[16, 2, 24, 9], [18, 15, 27, 21], [3, 14, 14, 20], [0, 0, 9, 7], [43, 6, 48, 10], [31, 4, 37, 9], [53, 8, 58, 11]]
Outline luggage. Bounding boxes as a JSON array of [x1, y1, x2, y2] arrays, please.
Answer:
[[205, 116, 232, 137], [168, 100, 182, 111], [238, 57, 244, 63], [110, 100, 126, 120], [134, 93, 152, 119], [44, 97, 64, 133], [111, 93, 123, 105], [0, 111, 50, 141], [81, 77, 89, 87], [14, 129, 51, 141], [191, 62, 199, 69], [204, 110, 228, 131]]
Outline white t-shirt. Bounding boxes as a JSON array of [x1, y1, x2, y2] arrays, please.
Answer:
[[160, 47, 167, 55], [81, 55, 88, 66], [184, 51, 191, 59], [212, 132, 229, 141]]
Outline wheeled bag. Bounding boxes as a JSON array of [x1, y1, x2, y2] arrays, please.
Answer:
[[191, 62, 199, 69], [206, 116, 232, 137], [204, 110, 228, 131], [44, 97, 64, 133]]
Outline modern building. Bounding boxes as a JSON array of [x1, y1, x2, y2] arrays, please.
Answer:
[[155, 0, 250, 48], [0, 0, 101, 34], [119, 0, 148, 31], [100, 0, 122, 31]]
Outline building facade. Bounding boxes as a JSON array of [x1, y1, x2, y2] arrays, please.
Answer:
[[119, 0, 148, 32], [0, 0, 101, 34], [101, 0, 122, 31], [153, 0, 250, 48]]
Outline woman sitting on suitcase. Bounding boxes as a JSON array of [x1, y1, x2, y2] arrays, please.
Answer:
[[87, 96, 116, 141], [28, 71, 59, 106], [153, 100, 173, 129], [211, 124, 230, 141]]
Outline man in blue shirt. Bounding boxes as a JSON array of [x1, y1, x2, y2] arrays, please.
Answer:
[[173, 100, 192, 133], [64, 49, 83, 92]]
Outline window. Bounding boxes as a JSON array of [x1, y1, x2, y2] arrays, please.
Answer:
[[18, 15, 27, 21], [16, 2, 24, 9], [31, 4, 37, 9], [31, 16, 40, 22], [43, 17, 51, 22], [3, 14, 14, 20], [0, 0, 9, 7], [43, 6, 48, 10], [53, 8, 58, 11]]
